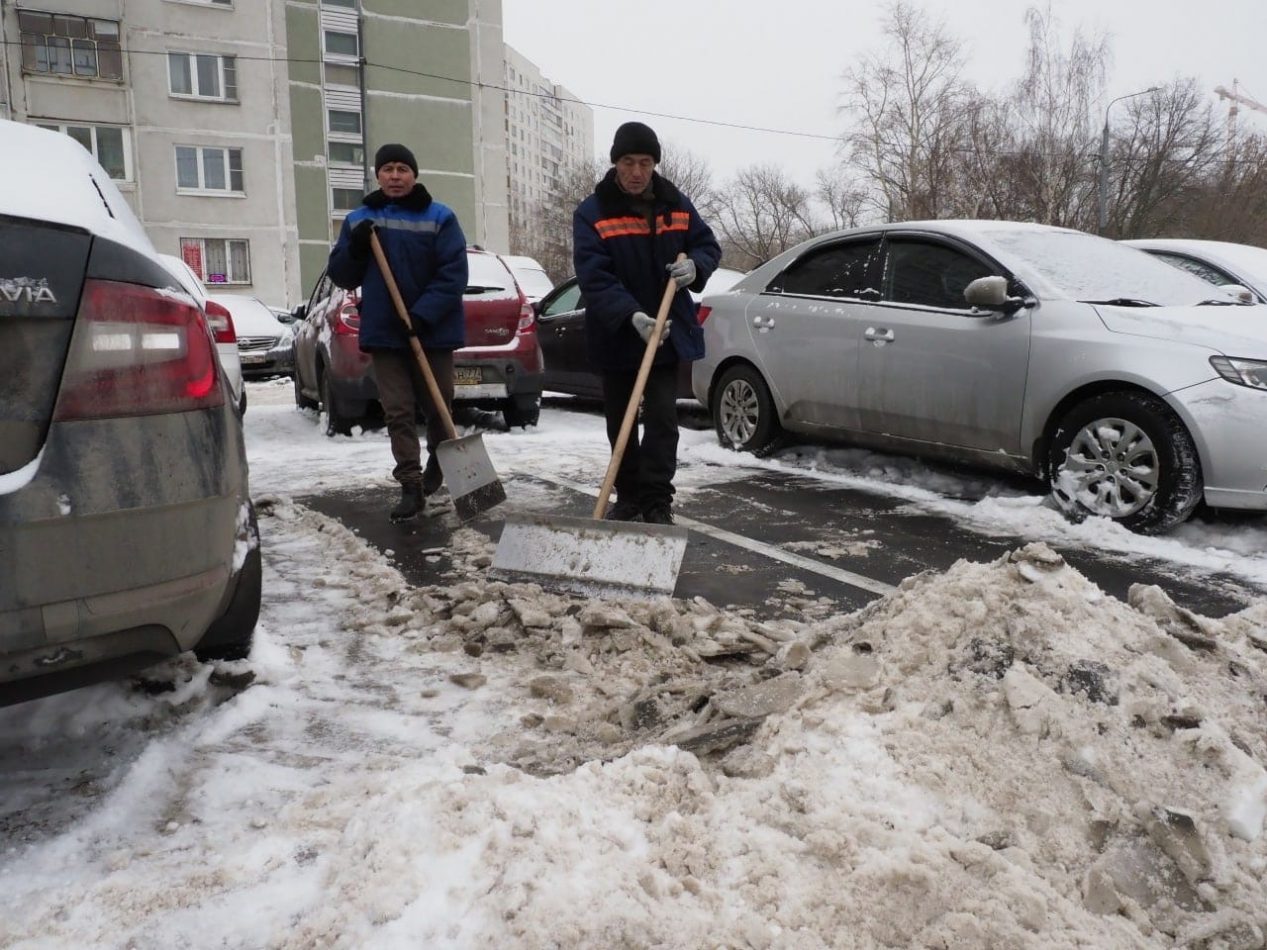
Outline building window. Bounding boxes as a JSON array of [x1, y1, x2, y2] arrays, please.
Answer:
[[323, 30, 359, 58], [332, 188, 362, 212], [324, 63, 359, 87], [180, 237, 251, 285], [36, 123, 129, 179], [168, 52, 237, 101], [18, 12, 122, 80], [175, 145, 244, 193], [328, 142, 364, 165], [327, 109, 361, 135]]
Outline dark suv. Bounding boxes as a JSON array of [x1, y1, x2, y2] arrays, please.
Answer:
[[291, 247, 543, 433]]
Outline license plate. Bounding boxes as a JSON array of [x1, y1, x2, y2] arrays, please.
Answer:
[[240, 353, 266, 364], [454, 367, 483, 385]]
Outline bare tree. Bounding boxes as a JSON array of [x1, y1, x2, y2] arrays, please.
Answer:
[[712, 164, 817, 270], [813, 166, 868, 231], [658, 142, 717, 220], [508, 158, 605, 282], [840, 0, 973, 221]]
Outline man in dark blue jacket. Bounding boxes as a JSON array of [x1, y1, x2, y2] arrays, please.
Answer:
[[328, 143, 469, 522], [573, 122, 722, 525]]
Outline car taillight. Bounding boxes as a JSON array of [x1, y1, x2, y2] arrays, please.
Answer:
[[697, 305, 713, 324], [53, 278, 225, 420], [204, 298, 237, 344], [516, 298, 535, 334], [334, 303, 360, 335]]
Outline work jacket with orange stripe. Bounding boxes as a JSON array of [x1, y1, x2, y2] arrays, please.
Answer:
[[573, 169, 721, 373]]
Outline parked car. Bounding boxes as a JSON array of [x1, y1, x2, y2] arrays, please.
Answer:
[[693, 220, 1267, 532], [501, 254, 554, 303], [209, 293, 295, 380], [291, 247, 543, 433], [0, 120, 260, 706], [158, 253, 246, 416], [536, 267, 746, 399], [1123, 238, 1267, 304]]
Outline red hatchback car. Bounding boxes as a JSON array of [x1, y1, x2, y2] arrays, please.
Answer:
[[291, 247, 543, 432]]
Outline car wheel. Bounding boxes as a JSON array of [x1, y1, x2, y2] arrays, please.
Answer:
[[195, 503, 261, 662], [238, 386, 247, 417], [1047, 391, 1202, 533], [713, 363, 781, 454], [503, 397, 540, 429], [294, 369, 318, 410], [320, 369, 351, 437]]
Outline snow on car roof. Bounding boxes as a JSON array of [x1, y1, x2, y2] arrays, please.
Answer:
[[0, 120, 153, 255]]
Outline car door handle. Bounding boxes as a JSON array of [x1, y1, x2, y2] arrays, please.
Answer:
[[752, 315, 776, 330], [864, 327, 895, 343]]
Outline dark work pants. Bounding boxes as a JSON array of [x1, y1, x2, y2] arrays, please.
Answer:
[[372, 346, 454, 487], [602, 361, 680, 509]]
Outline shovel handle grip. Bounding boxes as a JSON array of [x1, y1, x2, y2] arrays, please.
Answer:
[[592, 253, 686, 520], [370, 229, 460, 442]]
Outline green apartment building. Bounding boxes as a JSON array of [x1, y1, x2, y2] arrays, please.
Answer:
[[285, 0, 510, 299]]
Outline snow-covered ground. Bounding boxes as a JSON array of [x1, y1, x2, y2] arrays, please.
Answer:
[[1, 380, 1265, 948]]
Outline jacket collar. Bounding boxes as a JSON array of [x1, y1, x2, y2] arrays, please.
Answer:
[[595, 169, 681, 215], [363, 183, 433, 212]]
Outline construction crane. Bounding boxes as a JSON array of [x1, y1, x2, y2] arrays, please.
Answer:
[[1214, 81, 1267, 139]]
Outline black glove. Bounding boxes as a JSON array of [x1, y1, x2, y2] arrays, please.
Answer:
[[348, 219, 375, 260]]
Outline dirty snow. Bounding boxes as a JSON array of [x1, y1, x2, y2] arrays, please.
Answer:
[[1, 380, 1265, 949]]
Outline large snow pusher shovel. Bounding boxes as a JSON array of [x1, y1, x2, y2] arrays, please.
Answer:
[[491, 260, 689, 597], [370, 230, 505, 522]]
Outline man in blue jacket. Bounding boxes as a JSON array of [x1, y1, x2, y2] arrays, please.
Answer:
[[573, 122, 722, 525], [328, 143, 469, 522]]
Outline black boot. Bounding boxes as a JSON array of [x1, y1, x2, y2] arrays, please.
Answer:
[[422, 454, 443, 496], [604, 498, 643, 522], [390, 483, 424, 522]]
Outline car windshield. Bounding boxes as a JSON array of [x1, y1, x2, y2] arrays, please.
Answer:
[[465, 253, 517, 299], [1205, 243, 1267, 287], [987, 228, 1225, 305]]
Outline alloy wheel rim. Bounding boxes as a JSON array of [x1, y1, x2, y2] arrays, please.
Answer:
[[720, 379, 759, 446], [1056, 416, 1160, 518]]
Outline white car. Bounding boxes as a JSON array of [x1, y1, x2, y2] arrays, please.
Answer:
[[500, 254, 554, 304], [158, 254, 245, 415], [208, 293, 294, 380], [1124, 239, 1267, 304]]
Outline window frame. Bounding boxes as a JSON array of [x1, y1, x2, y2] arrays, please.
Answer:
[[323, 30, 359, 59], [18, 12, 123, 81], [36, 122, 132, 181], [766, 237, 884, 301], [178, 236, 252, 286], [174, 144, 245, 195], [877, 236, 998, 313], [167, 51, 238, 102], [326, 109, 362, 136]]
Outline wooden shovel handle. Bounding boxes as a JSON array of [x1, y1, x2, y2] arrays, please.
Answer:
[[369, 229, 459, 442], [592, 253, 686, 520]]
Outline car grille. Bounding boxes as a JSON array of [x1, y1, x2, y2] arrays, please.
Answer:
[[237, 335, 279, 353]]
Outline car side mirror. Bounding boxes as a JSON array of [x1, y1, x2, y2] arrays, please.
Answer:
[[292, 304, 307, 321], [1218, 283, 1256, 305], [964, 276, 1025, 313]]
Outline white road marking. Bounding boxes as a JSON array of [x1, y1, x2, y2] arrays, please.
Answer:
[[531, 474, 898, 597]]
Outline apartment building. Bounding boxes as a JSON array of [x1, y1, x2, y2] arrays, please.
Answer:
[[285, 0, 510, 298], [1, 0, 300, 306], [503, 44, 593, 229], [2, 0, 513, 306]]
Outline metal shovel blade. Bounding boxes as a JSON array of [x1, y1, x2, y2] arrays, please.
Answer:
[[436, 434, 505, 522], [491, 512, 688, 597]]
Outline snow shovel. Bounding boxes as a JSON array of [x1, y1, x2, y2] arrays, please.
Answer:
[[491, 259, 689, 597], [369, 230, 506, 522]]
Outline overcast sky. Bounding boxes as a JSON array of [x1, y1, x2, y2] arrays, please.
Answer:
[[501, 0, 1267, 188]]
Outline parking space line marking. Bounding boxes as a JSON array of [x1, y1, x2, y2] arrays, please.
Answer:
[[530, 474, 898, 598]]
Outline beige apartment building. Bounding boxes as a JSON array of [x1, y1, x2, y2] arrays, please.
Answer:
[[1, 1, 588, 305]]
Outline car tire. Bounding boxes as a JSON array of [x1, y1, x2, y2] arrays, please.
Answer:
[[503, 397, 540, 429], [1047, 391, 1202, 533], [238, 386, 247, 417], [195, 503, 261, 663], [713, 363, 781, 454], [320, 369, 351, 437], [294, 370, 318, 410]]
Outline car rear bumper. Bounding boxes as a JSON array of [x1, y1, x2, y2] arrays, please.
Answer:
[[455, 335, 543, 403], [1170, 379, 1267, 511]]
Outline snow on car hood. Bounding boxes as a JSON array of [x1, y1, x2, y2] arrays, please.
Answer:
[[1094, 304, 1267, 357]]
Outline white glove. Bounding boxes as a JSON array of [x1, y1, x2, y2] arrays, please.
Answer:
[[631, 311, 671, 347], [667, 257, 696, 289]]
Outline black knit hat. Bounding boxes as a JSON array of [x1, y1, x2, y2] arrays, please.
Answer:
[[609, 121, 660, 163], [374, 143, 418, 175]]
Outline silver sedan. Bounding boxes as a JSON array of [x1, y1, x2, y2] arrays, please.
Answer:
[[693, 220, 1267, 532]]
